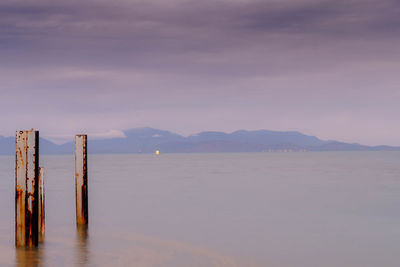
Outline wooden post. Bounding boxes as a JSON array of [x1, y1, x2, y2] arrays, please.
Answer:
[[75, 135, 88, 225], [15, 130, 39, 247], [38, 167, 45, 242]]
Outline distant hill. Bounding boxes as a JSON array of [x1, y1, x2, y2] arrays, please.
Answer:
[[0, 127, 399, 154]]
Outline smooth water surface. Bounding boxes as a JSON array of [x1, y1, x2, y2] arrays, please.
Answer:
[[0, 152, 399, 266]]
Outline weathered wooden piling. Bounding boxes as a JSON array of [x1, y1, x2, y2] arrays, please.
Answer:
[[15, 130, 39, 247], [75, 135, 88, 225], [38, 167, 45, 242]]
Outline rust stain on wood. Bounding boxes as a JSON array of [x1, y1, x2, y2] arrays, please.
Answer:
[[75, 134, 88, 225], [38, 167, 45, 242], [15, 130, 39, 247]]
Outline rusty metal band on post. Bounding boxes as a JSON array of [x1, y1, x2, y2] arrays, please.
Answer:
[[15, 130, 39, 247], [75, 135, 88, 225], [38, 167, 45, 242]]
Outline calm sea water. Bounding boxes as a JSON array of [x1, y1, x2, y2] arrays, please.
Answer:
[[0, 152, 399, 266]]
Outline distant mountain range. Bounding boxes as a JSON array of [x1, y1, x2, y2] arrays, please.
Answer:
[[1, 127, 399, 155]]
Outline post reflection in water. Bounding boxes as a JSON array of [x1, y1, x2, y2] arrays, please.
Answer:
[[15, 246, 44, 267], [76, 225, 90, 266]]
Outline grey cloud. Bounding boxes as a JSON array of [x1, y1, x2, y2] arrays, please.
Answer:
[[0, 0, 398, 73], [1, 0, 399, 76], [0, 0, 399, 145]]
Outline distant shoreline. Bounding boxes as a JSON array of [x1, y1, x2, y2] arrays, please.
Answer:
[[1, 127, 399, 155]]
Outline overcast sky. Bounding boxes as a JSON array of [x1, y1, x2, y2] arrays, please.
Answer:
[[1, 0, 399, 145]]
